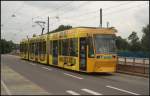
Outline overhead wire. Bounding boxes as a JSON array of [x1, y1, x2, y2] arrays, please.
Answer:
[[16, 1, 133, 31], [80, 3, 147, 26], [62, 1, 137, 20], [24, 1, 89, 33], [59, 1, 91, 17], [33, 1, 74, 19], [61, 3, 147, 27], [21, 1, 74, 31], [3, 1, 148, 35]]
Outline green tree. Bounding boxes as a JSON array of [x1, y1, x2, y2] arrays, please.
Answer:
[[0, 39, 15, 54], [48, 25, 72, 33], [116, 36, 129, 50], [141, 24, 150, 52], [128, 31, 141, 51]]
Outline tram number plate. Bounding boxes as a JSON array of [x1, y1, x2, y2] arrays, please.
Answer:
[[104, 56, 112, 59]]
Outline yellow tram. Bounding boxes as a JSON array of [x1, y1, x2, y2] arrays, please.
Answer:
[[20, 27, 117, 73], [20, 39, 29, 60]]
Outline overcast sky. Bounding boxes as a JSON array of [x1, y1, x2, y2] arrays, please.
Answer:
[[1, 1, 149, 43]]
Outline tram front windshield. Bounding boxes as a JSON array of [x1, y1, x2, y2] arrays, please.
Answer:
[[94, 35, 116, 54]]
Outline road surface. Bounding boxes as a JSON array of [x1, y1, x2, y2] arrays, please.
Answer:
[[1, 54, 149, 95]]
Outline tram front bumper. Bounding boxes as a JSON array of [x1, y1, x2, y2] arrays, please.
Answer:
[[93, 60, 117, 72]]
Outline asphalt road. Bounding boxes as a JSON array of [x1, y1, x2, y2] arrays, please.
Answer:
[[1, 54, 149, 95]]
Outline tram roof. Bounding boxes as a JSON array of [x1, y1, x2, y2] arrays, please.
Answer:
[[46, 26, 117, 34]]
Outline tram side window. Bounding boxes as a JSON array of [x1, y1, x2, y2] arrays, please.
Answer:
[[31, 43, 33, 53], [26, 43, 28, 53], [25, 43, 28, 53], [35, 42, 38, 55], [41, 42, 43, 54], [32, 43, 34, 54], [53, 40, 58, 56], [22, 44, 24, 52], [20, 44, 22, 52], [21, 44, 23, 52], [43, 41, 46, 54], [39, 42, 42, 54], [59, 40, 61, 55], [29, 43, 32, 53], [24, 44, 26, 53], [30, 43, 32, 53], [88, 37, 95, 58], [62, 39, 69, 56], [70, 38, 78, 56], [49, 41, 53, 55]]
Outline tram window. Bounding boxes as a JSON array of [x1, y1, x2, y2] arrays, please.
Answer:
[[43, 41, 46, 54], [25, 44, 26, 53], [31, 43, 34, 53], [33, 43, 34, 54], [88, 37, 95, 58], [35, 42, 38, 55], [29, 43, 30, 53], [22, 44, 23, 52], [25, 44, 27, 53], [29, 43, 32, 53], [49, 41, 53, 55], [41, 42, 43, 54], [62, 39, 69, 56], [38, 42, 41, 54], [49, 41, 51, 54], [20, 44, 22, 52], [31, 43, 32, 53], [22, 44, 24, 52], [39, 42, 42, 54], [70, 38, 78, 56], [32, 43, 34, 54], [59, 40, 62, 55], [25, 43, 27, 53], [53, 40, 58, 56]]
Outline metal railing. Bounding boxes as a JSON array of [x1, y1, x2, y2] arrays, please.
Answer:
[[117, 57, 149, 77]]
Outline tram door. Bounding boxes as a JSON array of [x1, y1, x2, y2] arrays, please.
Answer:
[[52, 40, 58, 65], [79, 38, 87, 71]]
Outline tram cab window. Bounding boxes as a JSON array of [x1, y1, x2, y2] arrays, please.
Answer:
[[94, 35, 116, 54], [88, 37, 95, 58]]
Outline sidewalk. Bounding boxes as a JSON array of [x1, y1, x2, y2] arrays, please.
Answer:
[[1, 65, 50, 95]]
